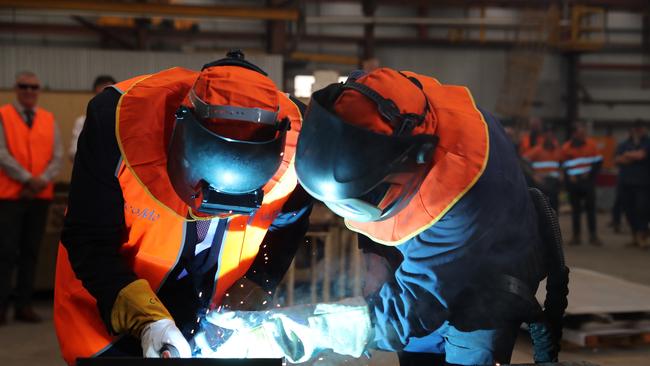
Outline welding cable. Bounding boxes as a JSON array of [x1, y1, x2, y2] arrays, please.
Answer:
[[527, 187, 570, 363]]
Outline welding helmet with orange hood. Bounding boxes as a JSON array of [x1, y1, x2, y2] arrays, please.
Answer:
[[168, 51, 290, 216], [296, 68, 438, 222]]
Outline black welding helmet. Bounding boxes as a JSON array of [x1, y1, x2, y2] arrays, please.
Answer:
[[296, 69, 438, 222], [167, 50, 290, 216]]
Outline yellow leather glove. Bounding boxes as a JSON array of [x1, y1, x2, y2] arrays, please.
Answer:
[[111, 279, 192, 358], [111, 279, 173, 337]]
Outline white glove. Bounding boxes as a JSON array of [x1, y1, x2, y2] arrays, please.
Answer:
[[194, 313, 287, 359], [140, 319, 192, 358], [195, 297, 372, 363]]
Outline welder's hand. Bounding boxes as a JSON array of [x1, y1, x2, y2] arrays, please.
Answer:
[[220, 277, 273, 311], [110, 279, 191, 357], [141, 319, 192, 358], [195, 297, 372, 363]]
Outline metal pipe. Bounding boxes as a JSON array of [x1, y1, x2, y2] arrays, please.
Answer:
[[0, 22, 645, 54], [0, 21, 264, 41], [0, 0, 298, 21], [565, 52, 579, 137], [305, 15, 541, 27], [301, 0, 650, 11]]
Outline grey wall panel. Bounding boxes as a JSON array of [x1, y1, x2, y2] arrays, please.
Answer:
[[375, 46, 568, 120], [0, 46, 283, 91], [375, 47, 511, 114]]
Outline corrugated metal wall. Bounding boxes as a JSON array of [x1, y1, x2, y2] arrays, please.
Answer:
[[0, 46, 283, 90]]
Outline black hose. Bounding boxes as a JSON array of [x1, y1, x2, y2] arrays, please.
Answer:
[[527, 188, 570, 363]]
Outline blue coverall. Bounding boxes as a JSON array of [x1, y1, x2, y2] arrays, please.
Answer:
[[367, 109, 548, 365]]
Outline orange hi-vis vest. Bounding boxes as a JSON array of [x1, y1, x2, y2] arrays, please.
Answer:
[[345, 73, 489, 245], [519, 132, 539, 155], [54, 67, 302, 365], [561, 138, 602, 177], [0, 104, 55, 199], [519, 132, 558, 156], [524, 143, 562, 179]]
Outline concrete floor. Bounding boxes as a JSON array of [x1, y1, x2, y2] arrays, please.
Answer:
[[1, 213, 649, 366]]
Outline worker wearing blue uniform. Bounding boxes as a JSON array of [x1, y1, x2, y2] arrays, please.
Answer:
[[200, 68, 568, 366], [359, 110, 544, 362]]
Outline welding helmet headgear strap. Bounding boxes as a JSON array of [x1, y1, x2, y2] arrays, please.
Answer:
[[341, 75, 429, 136], [168, 106, 286, 215], [189, 89, 281, 127], [296, 86, 437, 222]]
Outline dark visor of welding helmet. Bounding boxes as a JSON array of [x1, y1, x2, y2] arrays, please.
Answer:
[[168, 90, 289, 216], [296, 83, 438, 222]]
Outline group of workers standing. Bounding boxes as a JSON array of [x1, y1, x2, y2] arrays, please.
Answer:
[[519, 118, 603, 246], [520, 117, 650, 249]]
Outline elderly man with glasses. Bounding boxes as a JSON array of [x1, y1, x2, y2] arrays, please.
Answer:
[[0, 70, 63, 325]]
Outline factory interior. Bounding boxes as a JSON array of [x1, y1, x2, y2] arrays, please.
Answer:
[[1, 1, 650, 366]]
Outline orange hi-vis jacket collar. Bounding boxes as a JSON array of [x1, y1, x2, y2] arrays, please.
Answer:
[[113, 67, 301, 220], [0, 104, 55, 200], [345, 73, 489, 245], [54, 67, 302, 365]]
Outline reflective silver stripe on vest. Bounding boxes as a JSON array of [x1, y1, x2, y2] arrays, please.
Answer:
[[114, 157, 123, 178], [562, 155, 602, 168], [531, 161, 560, 169], [566, 166, 591, 176]]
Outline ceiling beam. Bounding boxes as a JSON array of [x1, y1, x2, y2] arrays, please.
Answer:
[[0, 22, 264, 42], [0, 0, 299, 21], [0, 21, 644, 53], [304, 0, 649, 11]]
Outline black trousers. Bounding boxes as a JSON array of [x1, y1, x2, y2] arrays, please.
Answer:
[[537, 177, 560, 213], [0, 199, 50, 307], [567, 179, 597, 237], [620, 184, 650, 234], [611, 183, 623, 227]]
